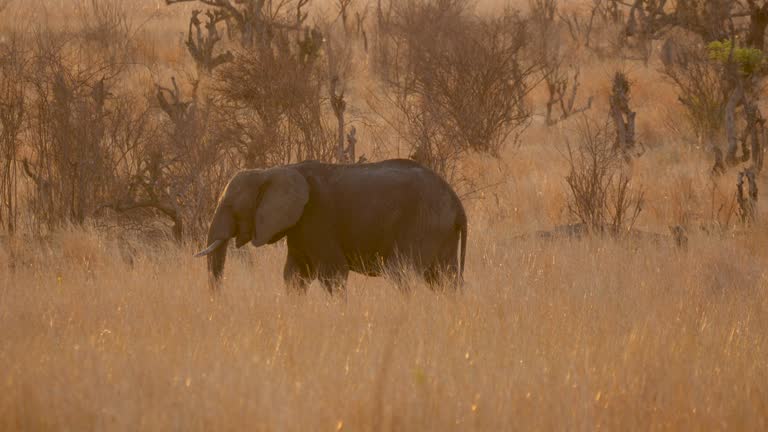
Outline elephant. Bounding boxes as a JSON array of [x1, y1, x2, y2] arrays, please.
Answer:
[[195, 159, 468, 294]]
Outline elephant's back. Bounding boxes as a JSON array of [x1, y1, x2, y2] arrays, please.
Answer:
[[333, 160, 460, 217], [320, 160, 463, 262]]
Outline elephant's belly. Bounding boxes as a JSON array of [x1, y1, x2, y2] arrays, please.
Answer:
[[345, 247, 430, 276], [351, 268, 385, 277]]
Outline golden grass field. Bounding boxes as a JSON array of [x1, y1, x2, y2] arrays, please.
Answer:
[[2, 0, 768, 430], [3, 209, 768, 430]]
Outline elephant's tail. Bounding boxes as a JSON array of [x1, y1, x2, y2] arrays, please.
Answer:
[[457, 209, 467, 281]]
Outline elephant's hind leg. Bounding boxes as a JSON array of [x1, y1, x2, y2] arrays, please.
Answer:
[[284, 253, 312, 294]]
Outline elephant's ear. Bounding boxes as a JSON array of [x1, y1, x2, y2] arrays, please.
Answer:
[[251, 168, 309, 247]]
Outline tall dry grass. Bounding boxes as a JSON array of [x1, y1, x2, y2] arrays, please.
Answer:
[[2, 181, 768, 430]]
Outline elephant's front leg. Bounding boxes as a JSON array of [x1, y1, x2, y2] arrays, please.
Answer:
[[318, 268, 349, 296], [283, 253, 311, 294], [317, 251, 349, 296]]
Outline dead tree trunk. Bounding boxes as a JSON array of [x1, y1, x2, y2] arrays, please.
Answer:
[[186, 9, 234, 73], [746, 2, 768, 50], [744, 94, 765, 173], [712, 146, 727, 175], [722, 67, 765, 175], [346, 126, 357, 163], [609, 72, 636, 157], [356, 11, 368, 52], [329, 77, 346, 163], [725, 83, 744, 166], [742, 71, 768, 175], [737, 168, 758, 223]]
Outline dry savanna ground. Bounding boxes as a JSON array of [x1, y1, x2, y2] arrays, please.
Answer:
[[2, 0, 768, 430]]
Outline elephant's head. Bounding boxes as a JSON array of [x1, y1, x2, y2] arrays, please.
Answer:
[[195, 167, 309, 288]]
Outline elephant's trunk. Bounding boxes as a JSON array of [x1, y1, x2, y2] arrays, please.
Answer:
[[199, 205, 236, 289], [207, 236, 230, 287]]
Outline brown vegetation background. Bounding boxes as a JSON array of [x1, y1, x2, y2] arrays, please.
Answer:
[[1, 0, 768, 430]]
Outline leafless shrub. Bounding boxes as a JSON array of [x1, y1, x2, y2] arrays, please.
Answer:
[[661, 36, 728, 158], [156, 0, 346, 241], [662, 33, 736, 174], [75, 0, 136, 64], [564, 118, 644, 235], [718, 49, 766, 177], [215, 26, 336, 167], [530, 0, 593, 126], [662, 28, 766, 175], [616, 0, 723, 63], [621, 0, 745, 45], [559, 3, 596, 47], [354, 5, 369, 52], [98, 76, 231, 241], [336, 0, 354, 32], [661, 33, 760, 178], [12, 1, 165, 236], [558, 0, 614, 48], [166, 0, 311, 48], [0, 0, 246, 240], [544, 62, 593, 126], [704, 179, 738, 233], [611, 0, 768, 64], [158, 77, 232, 238], [555, 0, 626, 59], [373, 0, 536, 186], [669, 175, 701, 229], [167, 0, 344, 168], [0, 32, 27, 234], [23, 32, 113, 231]]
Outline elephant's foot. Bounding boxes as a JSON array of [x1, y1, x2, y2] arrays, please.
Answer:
[[319, 272, 348, 299]]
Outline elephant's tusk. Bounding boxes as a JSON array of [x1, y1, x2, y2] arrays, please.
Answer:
[[194, 239, 224, 257]]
